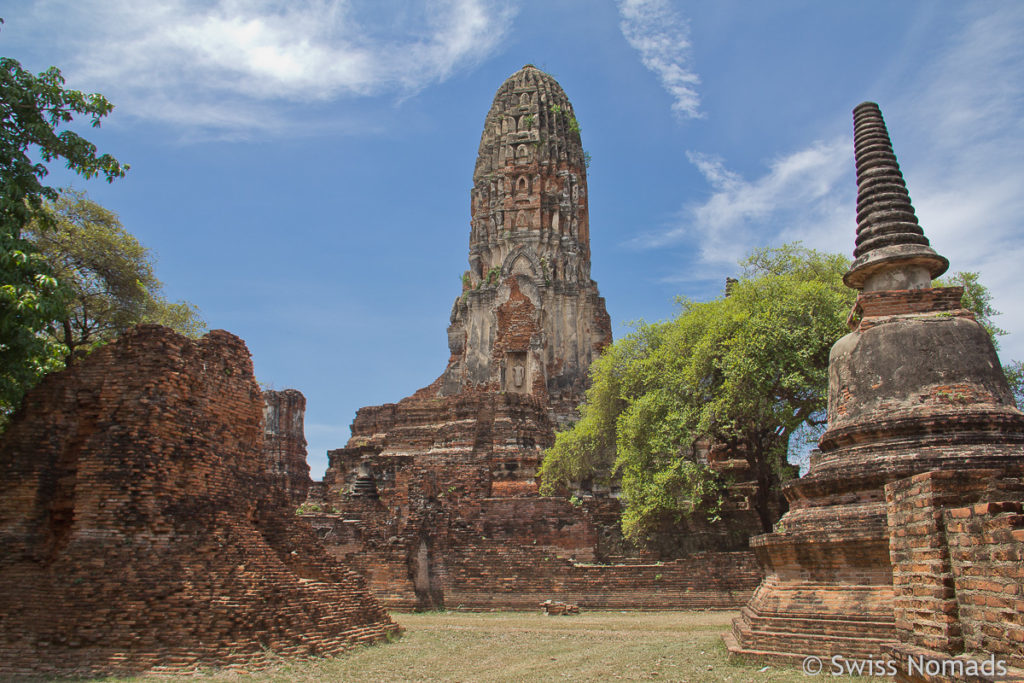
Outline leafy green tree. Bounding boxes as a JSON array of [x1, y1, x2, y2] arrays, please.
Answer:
[[541, 244, 854, 539], [1, 31, 127, 418], [541, 248, 1022, 542], [25, 190, 205, 359], [1004, 360, 1024, 407]]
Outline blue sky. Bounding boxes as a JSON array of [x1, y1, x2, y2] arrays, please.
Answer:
[[5, 1, 1023, 478]]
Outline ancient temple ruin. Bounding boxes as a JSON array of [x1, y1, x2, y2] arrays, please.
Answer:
[[726, 103, 1024, 677], [322, 63, 611, 512], [0, 326, 397, 678], [441, 63, 611, 426], [305, 65, 764, 610], [262, 388, 312, 508]]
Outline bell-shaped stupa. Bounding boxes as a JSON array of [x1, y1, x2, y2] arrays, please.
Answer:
[[727, 102, 1024, 662]]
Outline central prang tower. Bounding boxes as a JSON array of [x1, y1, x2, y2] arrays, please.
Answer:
[[313, 67, 613, 609], [439, 64, 611, 425]]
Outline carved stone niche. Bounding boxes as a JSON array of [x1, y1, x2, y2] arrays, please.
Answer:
[[505, 351, 529, 393]]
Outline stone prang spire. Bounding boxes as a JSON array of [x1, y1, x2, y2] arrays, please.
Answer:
[[845, 102, 948, 290], [440, 65, 611, 425]]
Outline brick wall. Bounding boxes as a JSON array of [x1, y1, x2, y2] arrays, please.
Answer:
[[305, 492, 763, 611], [0, 325, 397, 678], [885, 470, 1006, 653], [946, 501, 1024, 669], [443, 543, 761, 610], [884, 469, 1024, 681], [262, 389, 312, 507], [853, 287, 972, 331]]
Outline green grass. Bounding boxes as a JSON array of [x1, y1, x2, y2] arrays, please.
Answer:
[[88, 610, 887, 682]]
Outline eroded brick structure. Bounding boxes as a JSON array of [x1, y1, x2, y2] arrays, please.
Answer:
[[885, 470, 1024, 680], [308, 66, 765, 611], [444, 64, 612, 426], [262, 388, 312, 508], [0, 326, 397, 678], [726, 103, 1024, 672]]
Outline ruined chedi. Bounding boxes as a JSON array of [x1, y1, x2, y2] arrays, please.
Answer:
[[727, 102, 1024, 660], [0, 326, 396, 678], [262, 389, 312, 508]]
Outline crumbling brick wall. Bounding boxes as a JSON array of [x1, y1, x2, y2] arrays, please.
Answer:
[[442, 543, 761, 610], [262, 388, 312, 507], [0, 325, 397, 679], [306, 490, 762, 611], [884, 469, 1024, 681], [946, 500, 1024, 670]]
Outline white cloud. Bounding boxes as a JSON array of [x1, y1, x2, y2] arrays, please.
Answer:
[[617, 0, 702, 119], [895, 3, 1024, 361], [630, 139, 851, 265], [18, 0, 517, 134], [640, 3, 1024, 360]]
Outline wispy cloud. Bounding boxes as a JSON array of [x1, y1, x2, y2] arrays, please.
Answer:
[[616, 0, 702, 119], [630, 139, 851, 264], [14, 0, 517, 135], [895, 3, 1024, 360], [643, 3, 1024, 359]]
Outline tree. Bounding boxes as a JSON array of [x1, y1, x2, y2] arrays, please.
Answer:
[[1, 32, 128, 418], [541, 246, 1022, 542], [24, 190, 205, 359], [540, 244, 855, 540], [1004, 360, 1024, 407]]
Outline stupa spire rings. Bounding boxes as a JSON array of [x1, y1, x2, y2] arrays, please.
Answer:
[[844, 102, 948, 291]]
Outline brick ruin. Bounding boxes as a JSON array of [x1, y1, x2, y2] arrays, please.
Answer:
[[262, 388, 312, 508], [303, 65, 769, 611], [886, 470, 1024, 680], [725, 103, 1024, 680], [0, 325, 397, 678]]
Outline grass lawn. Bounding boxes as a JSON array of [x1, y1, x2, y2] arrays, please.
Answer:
[[93, 610, 885, 682]]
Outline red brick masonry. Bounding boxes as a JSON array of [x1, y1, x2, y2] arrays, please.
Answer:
[[886, 469, 1024, 682], [0, 326, 397, 678]]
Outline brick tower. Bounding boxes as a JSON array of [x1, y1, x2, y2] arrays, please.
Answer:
[[311, 66, 613, 609], [441, 64, 612, 425]]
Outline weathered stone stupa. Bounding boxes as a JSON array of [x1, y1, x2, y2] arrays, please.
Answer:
[[727, 102, 1024, 661]]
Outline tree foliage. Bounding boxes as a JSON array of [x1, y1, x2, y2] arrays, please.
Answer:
[[25, 190, 205, 359], [1004, 360, 1024, 407], [541, 246, 1022, 541], [540, 244, 855, 539], [1, 34, 127, 417]]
